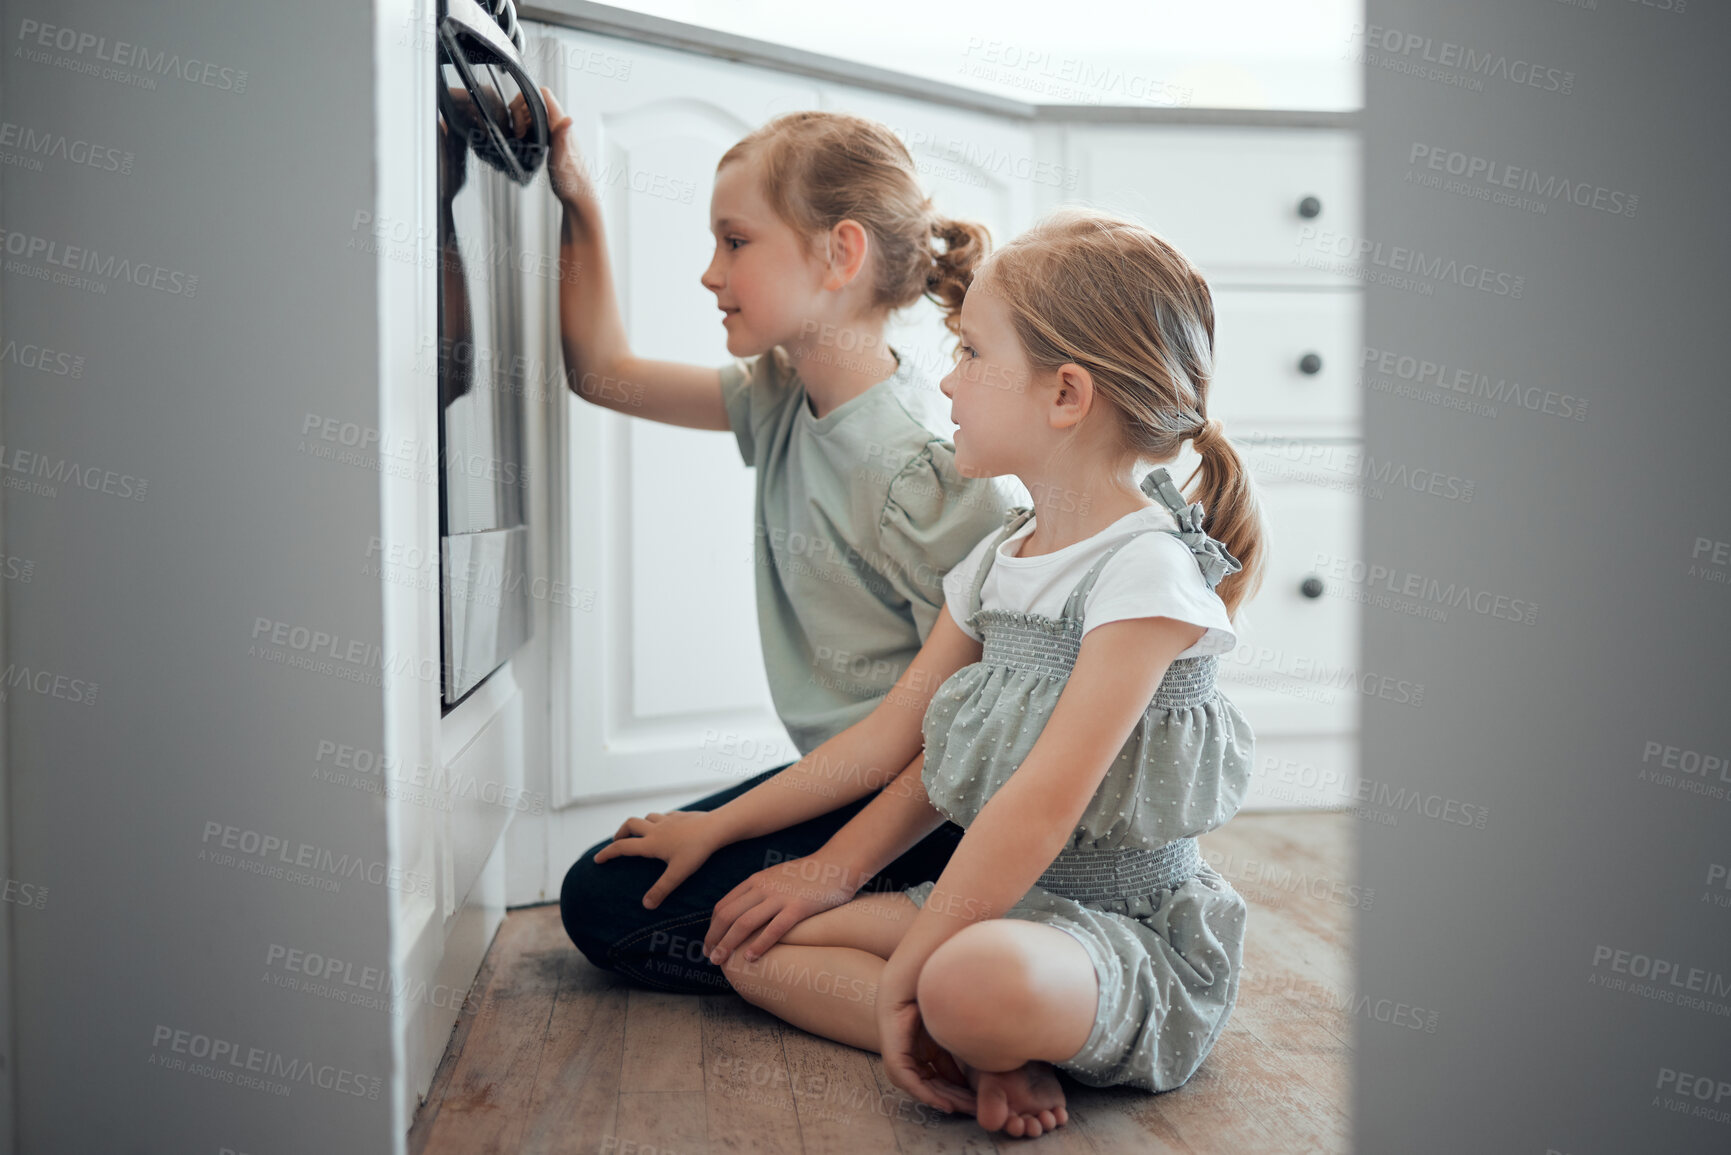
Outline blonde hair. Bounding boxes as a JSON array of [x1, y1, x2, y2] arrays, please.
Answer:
[[977, 206, 1265, 615], [718, 112, 990, 339]]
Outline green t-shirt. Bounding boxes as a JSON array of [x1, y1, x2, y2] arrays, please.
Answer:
[[718, 345, 1014, 756]]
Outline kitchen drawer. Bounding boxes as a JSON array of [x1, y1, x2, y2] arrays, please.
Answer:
[[1208, 289, 1361, 437], [1070, 126, 1360, 286], [1214, 474, 1360, 724]]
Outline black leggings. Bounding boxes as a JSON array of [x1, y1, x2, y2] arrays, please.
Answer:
[[558, 764, 964, 994]]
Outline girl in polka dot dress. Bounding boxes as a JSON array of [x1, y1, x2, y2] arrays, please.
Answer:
[[698, 207, 1264, 1137]]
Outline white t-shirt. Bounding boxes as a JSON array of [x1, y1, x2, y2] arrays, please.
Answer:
[[941, 505, 1237, 660]]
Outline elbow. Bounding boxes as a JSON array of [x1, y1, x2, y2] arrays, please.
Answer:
[[565, 369, 602, 407], [564, 369, 601, 408], [562, 350, 621, 408]]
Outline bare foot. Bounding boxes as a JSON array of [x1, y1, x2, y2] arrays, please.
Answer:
[[966, 1060, 1068, 1138]]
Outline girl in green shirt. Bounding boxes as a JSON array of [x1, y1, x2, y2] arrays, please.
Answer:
[[541, 88, 1013, 1011]]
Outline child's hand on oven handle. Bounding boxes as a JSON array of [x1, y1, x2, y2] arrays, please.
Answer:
[[592, 810, 726, 910], [516, 87, 595, 211]]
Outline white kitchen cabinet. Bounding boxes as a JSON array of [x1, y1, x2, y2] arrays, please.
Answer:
[[540, 27, 823, 811], [1062, 122, 1365, 806]]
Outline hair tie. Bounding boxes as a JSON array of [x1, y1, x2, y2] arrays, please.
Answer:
[[1193, 416, 1224, 453]]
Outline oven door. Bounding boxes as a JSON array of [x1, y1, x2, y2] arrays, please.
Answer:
[[436, 0, 545, 706]]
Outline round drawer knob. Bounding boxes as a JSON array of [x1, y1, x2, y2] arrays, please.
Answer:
[[1299, 576, 1325, 599], [1298, 352, 1324, 376], [1297, 195, 1323, 219]]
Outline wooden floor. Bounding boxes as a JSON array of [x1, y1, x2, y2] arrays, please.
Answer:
[[409, 812, 1353, 1155]]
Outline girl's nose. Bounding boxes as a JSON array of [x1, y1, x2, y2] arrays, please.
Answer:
[[938, 368, 956, 399]]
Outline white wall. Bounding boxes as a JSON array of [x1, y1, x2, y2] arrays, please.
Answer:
[[1, 1, 400, 1149]]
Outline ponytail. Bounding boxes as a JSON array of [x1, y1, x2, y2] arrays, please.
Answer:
[[1186, 417, 1264, 617], [925, 216, 991, 341]]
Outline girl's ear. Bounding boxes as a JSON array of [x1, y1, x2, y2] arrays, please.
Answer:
[[822, 219, 871, 290], [1048, 363, 1095, 431]]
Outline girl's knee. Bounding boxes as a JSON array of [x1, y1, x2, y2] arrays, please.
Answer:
[[559, 853, 609, 958], [918, 921, 1038, 1046], [920, 921, 1098, 1064]]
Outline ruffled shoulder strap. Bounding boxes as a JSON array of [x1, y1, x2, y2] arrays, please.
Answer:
[[966, 506, 1034, 621], [1053, 466, 1244, 622], [1138, 466, 1243, 591]]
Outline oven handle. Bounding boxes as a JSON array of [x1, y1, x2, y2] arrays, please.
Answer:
[[436, 0, 548, 185]]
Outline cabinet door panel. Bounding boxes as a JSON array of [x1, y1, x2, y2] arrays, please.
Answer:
[[547, 28, 823, 803]]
